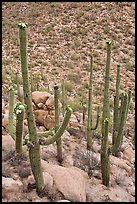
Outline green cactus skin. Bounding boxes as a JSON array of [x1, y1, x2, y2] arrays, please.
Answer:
[[18, 22, 44, 194], [112, 64, 120, 145], [87, 56, 100, 150], [9, 86, 16, 140], [61, 80, 66, 117], [40, 105, 72, 145], [101, 118, 110, 186], [101, 40, 112, 186], [111, 92, 128, 156], [14, 102, 25, 154], [54, 84, 63, 163]]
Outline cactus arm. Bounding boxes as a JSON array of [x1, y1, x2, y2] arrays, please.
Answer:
[[101, 118, 110, 186], [15, 103, 25, 154], [87, 56, 93, 150], [112, 64, 120, 144], [91, 105, 100, 130], [111, 92, 128, 156], [9, 86, 16, 140], [40, 105, 72, 145], [54, 84, 63, 162], [18, 22, 44, 195]]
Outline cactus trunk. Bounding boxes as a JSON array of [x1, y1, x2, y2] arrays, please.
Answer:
[[9, 86, 16, 140], [101, 118, 110, 186], [112, 65, 120, 144], [101, 40, 112, 186], [87, 56, 93, 150], [18, 22, 44, 194], [54, 84, 63, 163], [15, 103, 25, 154]]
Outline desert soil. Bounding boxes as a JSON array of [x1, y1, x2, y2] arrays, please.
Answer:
[[2, 2, 135, 202]]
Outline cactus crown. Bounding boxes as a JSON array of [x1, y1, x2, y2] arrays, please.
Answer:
[[18, 22, 28, 29]]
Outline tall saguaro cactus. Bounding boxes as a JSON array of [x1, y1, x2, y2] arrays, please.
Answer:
[[54, 84, 63, 163], [101, 40, 112, 186], [18, 22, 44, 195], [86, 56, 100, 150]]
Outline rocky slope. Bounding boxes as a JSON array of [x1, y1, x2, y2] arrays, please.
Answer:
[[2, 2, 135, 202]]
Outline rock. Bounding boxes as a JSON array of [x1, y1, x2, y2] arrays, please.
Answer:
[[32, 91, 51, 105], [44, 114, 55, 129], [41, 160, 87, 202], [27, 172, 53, 191], [46, 96, 55, 110], [34, 110, 48, 126], [110, 155, 132, 175], [2, 177, 23, 201], [122, 147, 135, 164], [2, 134, 15, 153], [2, 117, 9, 130], [57, 200, 71, 202], [2, 176, 23, 190]]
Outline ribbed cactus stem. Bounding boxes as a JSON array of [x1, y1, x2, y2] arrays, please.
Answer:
[[101, 118, 110, 186], [102, 40, 112, 133], [101, 40, 112, 187], [9, 86, 16, 140], [112, 64, 120, 144], [111, 92, 128, 156], [18, 22, 44, 195], [40, 105, 72, 145], [61, 80, 66, 116], [87, 56, 93, 150], [15, 102, 25, 154], [91, 105, 100, 130], [54, 84, 63, 163]]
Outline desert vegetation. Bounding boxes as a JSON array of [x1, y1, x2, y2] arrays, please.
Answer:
[[2, 2, 135, 202]]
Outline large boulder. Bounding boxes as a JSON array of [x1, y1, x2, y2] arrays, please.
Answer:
[[41, 160, 87, 202]]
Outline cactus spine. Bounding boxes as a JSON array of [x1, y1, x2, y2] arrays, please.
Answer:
[[9, 86, 16, 140], [14, 102, 25, 154], [87, 56, 100, 150], [101, 40, 112, 186], [18, 22, 44, 195], [54, 84, 63, 163]]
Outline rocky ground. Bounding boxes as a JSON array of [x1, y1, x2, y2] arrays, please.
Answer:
[[2, 2, 135, 202]]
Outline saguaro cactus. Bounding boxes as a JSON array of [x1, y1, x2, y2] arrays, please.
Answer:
[[18, 22, 73, 195], [101, 40, 112, 186], [111, 91, 130, 156], [111, 63, 132, 156], [112, 64, 120, 145], [86, 56, 100, 150], [54, 84, 63, 163], [9, 86, 16, 140], [14, 102, 25, 154], [18, 22, 45, 195]]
